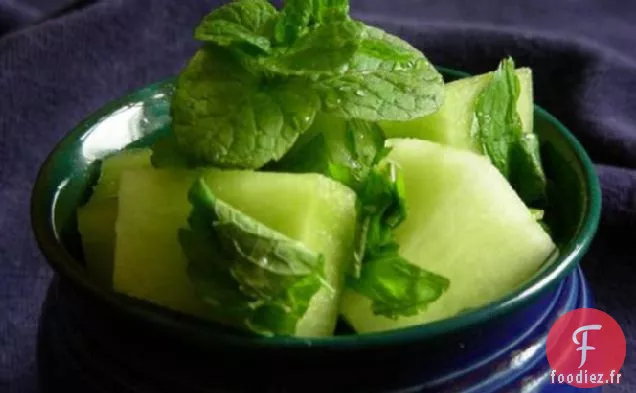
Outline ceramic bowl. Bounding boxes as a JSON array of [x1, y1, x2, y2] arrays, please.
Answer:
[[31, 68, 601, 392]]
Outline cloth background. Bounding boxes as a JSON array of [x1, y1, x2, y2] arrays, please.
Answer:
[[1, 0, 634, 392]]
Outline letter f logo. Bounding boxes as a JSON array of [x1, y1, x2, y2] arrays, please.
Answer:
[[572, 324, 602, 368]]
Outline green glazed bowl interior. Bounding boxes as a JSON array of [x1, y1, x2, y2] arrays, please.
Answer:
[[31, 68, 601, 349]]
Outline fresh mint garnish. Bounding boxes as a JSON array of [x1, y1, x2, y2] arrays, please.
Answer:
[[474, 57, 547, 205], [348, 161, 449, 319], [171, 0, 444, 169]]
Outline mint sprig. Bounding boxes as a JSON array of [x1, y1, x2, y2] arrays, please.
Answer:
[[171, 0, 444, 169], [474, 57, 547, 205]]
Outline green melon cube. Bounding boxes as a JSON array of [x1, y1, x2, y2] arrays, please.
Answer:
[[340, 139, 556, 333], [113, 168, 357, 337], [91, 148, 153, 201], [77, 148, 152, 288], [380, 68, 534, 152]]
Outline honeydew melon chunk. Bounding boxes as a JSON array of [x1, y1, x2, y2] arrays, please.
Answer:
[[77, 148, 152, 288], [114, 168, 357, 337], [340, 139, 556, 333], [91, 148, 152, 201], [379, 68, 534, 153]]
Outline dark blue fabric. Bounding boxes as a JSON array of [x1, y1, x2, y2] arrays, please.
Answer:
[[1, 1, 635, 392]]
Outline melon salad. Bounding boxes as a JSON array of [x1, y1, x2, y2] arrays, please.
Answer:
[[77, 0, 556, 337]]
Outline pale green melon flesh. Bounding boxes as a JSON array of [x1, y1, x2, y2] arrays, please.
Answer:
[[77, 148, 152, 288], [380, 68, 534, 152], [91, 148, 152, 201], [339, 139, 555, 333], [113, 169, 357, 337]]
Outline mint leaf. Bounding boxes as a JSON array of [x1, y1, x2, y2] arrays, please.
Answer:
[[263, 124, 329, 174], [171, 46, 319, 169], [314, 26, 444, 121], [194, 0, 278, 53], [475, 58, 521, 178], [510, 132, 547, 205], [475, 57, 547, 205], [348, 252, 450, 319], [356, 161, 406, 229], [264, 115, 334, 175], [270, 114, 387, 188], [259, 21, 363, 75], [347, 159, 449, 318], [350, 161, 405, 278], [325, 117, 387, 190], [274, 0, 350, 45], [349, 162, 449, 318], [180, 178, 328, 336], [274, 0, 313, 45]]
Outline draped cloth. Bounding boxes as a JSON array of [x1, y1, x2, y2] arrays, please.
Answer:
[[1, 1, 634, 391]]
